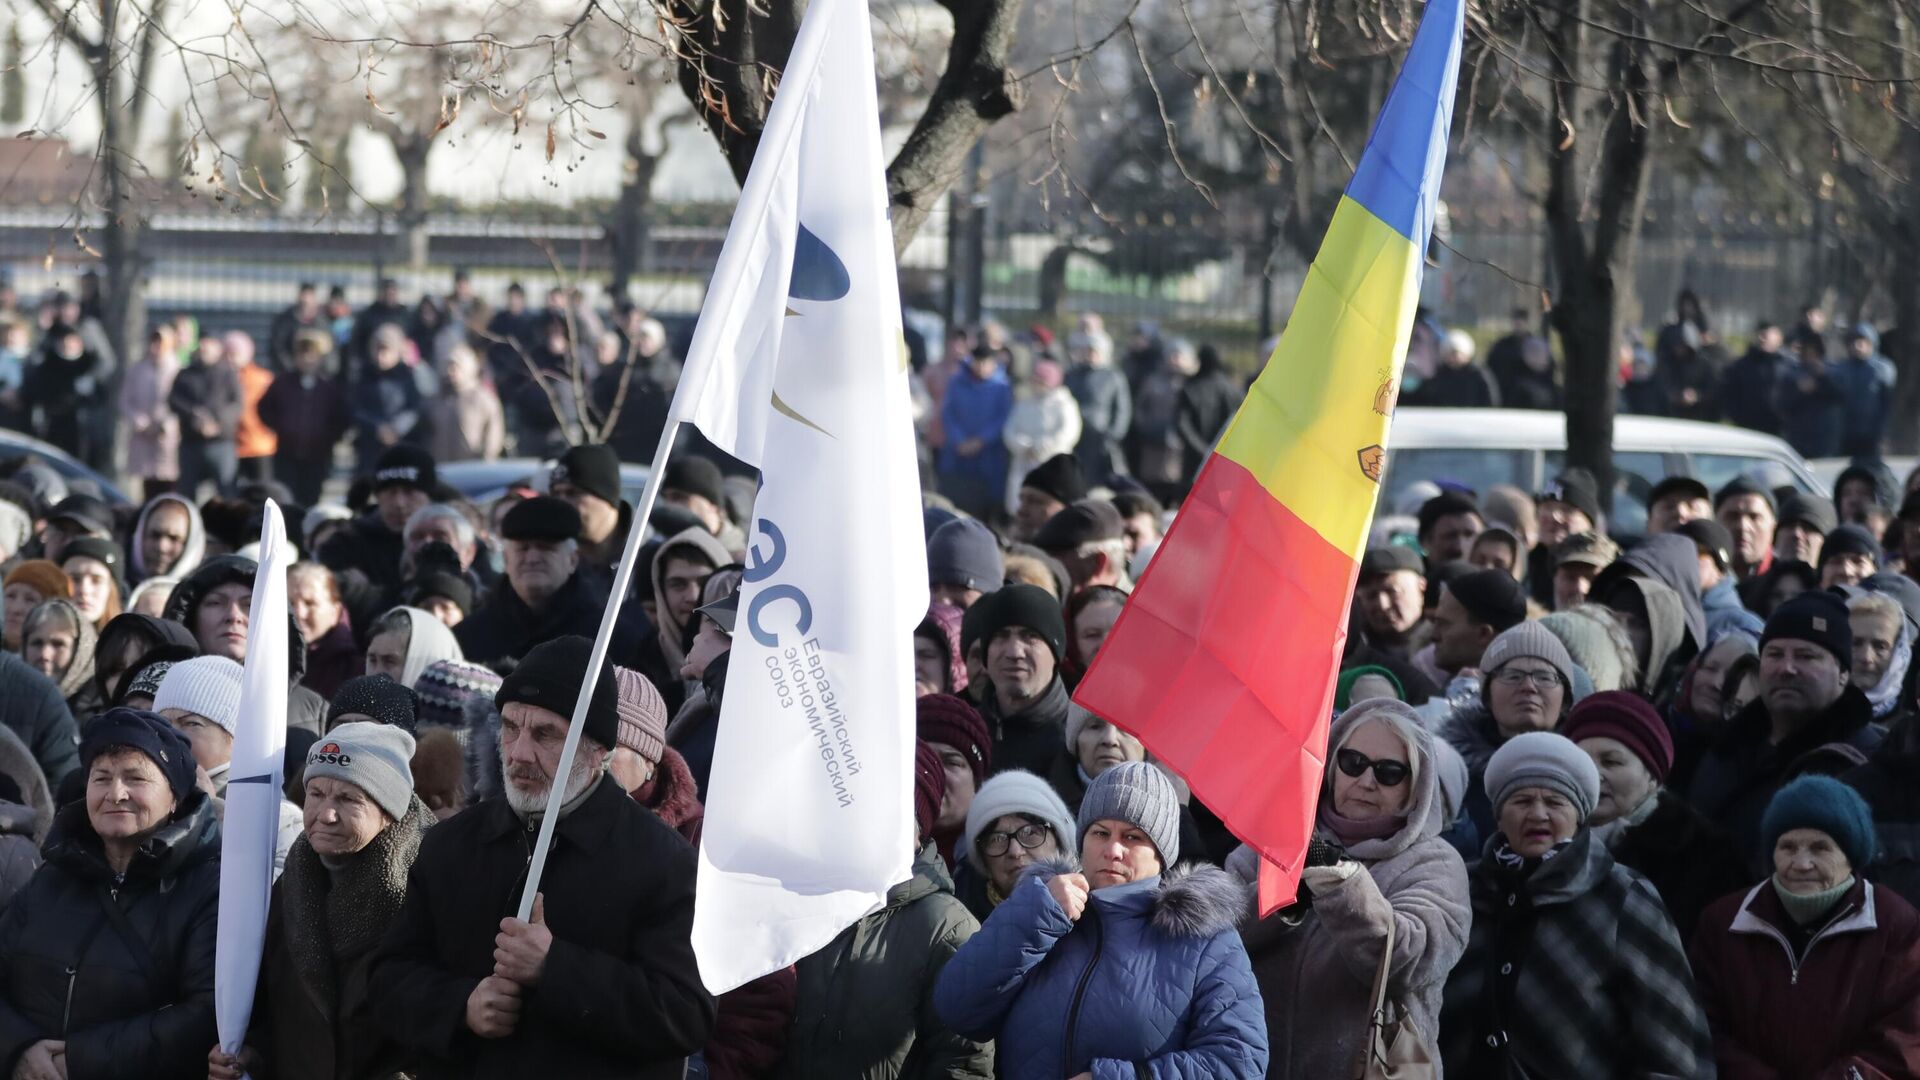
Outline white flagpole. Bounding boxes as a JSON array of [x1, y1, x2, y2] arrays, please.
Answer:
[[515, 422, 684, 921]]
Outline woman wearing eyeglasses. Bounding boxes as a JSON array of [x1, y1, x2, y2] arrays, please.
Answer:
[[1440, 731, 1712, 1079], [1231, 696, 1469, 1079], [953, 770, 1078, 922], [1440, 621, 1584, 842]]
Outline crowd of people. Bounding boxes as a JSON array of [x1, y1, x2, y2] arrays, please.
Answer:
[[0, 269, 1918, 1078], [1414, 292, 1903, 460]]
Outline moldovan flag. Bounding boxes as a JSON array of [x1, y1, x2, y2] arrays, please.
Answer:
[[214, 501, 289, 1069], [678, 0, 927, 993], [1074, 0, 1463, 912]]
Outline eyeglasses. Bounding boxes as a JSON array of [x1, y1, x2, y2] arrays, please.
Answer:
[[1493, 668, 1561, 690], [1335, 748, 1410, 787], [980, 823, 1053, 857]]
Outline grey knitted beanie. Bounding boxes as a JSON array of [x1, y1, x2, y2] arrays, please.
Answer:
[[1077, 760, 1181, 866]]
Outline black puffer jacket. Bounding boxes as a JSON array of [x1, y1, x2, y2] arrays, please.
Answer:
[[1846, 716, 1920, 909], [0, 792, 221, 1080]]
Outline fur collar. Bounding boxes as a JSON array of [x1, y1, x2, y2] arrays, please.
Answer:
[[281, 797, 436, 1020], [1021, 856, 1251, 938], [1441, 702, 1502, 773], [637, 747, 702, 830]]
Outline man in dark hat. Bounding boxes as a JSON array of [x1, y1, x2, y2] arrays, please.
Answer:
[[551, 443, 634, 575], [1818, 524, 1883, 590], [1774, 492, 1838, 568], [1426, 568, 1528, 682], [454, 496, 641, 666], [1715, 476, 1778, 586], [1011, 453, 1087, 542], [1549, 531, 1618, 611], [660, 456, 744, 553], [1527, 469, 1602, 606], [1354, 545, 1429, 660], [1646, 476, 1712, 535], [1033, 499, 1130, 595], [1417, 492, 1485, 565], [372, 635, 716, 1078], [971, 584, 1072, 777], [1691, 591, 1884, 861], [1676, 518, 1763, 638], [318, 445, 439, 603], [39, 494, 114, 565]]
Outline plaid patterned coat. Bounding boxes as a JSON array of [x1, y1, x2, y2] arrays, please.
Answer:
[[1439, 829, 1716, 1079]]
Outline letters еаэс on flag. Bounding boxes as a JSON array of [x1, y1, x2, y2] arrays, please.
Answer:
[[677, 0, 927, 995], [1073, 0, 1463, 912], [215, 501, 289, 1061]]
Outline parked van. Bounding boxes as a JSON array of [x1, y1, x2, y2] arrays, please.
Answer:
[[1377, 408, 1824, 536]]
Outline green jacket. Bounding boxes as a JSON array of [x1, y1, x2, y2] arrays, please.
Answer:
[[782, 844, 995, 1080]]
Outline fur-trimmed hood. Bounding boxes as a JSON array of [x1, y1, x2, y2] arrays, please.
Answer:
[[1020, 855, 1251, 938]]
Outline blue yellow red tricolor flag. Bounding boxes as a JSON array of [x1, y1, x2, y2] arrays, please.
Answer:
[[1073, 0, 1464, 912]]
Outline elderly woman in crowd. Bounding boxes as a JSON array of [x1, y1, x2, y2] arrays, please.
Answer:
[[92, 614, 198, 718], [1667, 630, 1758, 792], [1440, 731, 1713, 1078], [1235, 698, 1470, 1078], [289, 562, 357, 702], [936, 761, 1269, 1078], [22, 598, 102, 725], [1851, 592, 1915, 726], [1062, 585, 1127, 686], [209, 722, 436, 1080], [919, 693, 993, 871], [0, 709, 220, 1080], [1564, 691, 1748, 938], [1441, 621, 1582, 840], [1691, 776, 1920, 1078], [953, 770, 1078, 922], [2, 561, 68, 652], [362, 606, 464, 690]]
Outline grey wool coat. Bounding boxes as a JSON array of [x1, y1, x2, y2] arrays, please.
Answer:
[[1231, 702, 1472, 1079]]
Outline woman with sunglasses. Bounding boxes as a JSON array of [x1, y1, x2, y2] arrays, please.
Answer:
[[1441, 621, 1584, 843], [1440, 731, 1712, 1079], [1564, 691, 1747, 939], [953, 769, 1078, 922], [1232, 696, 1469, 1078]]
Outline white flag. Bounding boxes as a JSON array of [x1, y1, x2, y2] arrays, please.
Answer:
[[679, 0, 928, 995], [214, 501, 289, 1067]]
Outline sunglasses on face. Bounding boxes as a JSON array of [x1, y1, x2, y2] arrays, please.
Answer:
[[1335, 748, 1410, 787], [980, 823, 1053, 857]]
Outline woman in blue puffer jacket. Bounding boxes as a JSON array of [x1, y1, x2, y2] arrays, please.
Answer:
[[934, 761, 1268, 1079]]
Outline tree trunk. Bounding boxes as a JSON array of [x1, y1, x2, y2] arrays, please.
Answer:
[[394, 137, 432, 269], [609, 127, 663, 301], [1887, 15, 1920, 452], [1036, 243, 1075, 319]]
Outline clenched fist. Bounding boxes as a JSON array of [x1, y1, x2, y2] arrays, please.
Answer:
[[1047, 872, 1090, 922], [465, 975, 523, 1039]]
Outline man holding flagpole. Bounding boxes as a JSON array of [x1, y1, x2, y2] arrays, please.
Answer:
[[369, 636, 714, 1078]]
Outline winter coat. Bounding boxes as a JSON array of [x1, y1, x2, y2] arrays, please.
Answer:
[[1834, 353, 1897, 457], [665, 653, 729, 800], [246, 798, 436, 1080], [348, 364, 428, 466], [1003, 388, 1083, 514], [1691, 686, 1886, 870], [1720, 346, 1791, 435], [0, 802, 40, 914], [1438, 703, 1508, 845], [120, 357, 181, 481], [301, 618, 361, 704], [167, 359, 243, 444], [1701, 576, 1764, 641], [1691, 878, 1920, 1079], [782, 844, 993, 1080], [130, 494, 207, 583], [635, 746, 705, 848], [1175, 369, 1242, 486], [1844, 716, 1920, 908], [0, 651, 80, 794], [257, 371, 349, 461], [1776, 362, 1845, 459], [1657, 345, 1723, 421], [1129, 371, 1185, 486], [1233, 707, 1471, 1080], [316, 513, 408, 610], [25, 344, 106, 453], [268, 305, 327, 372], [1599, 789, 1751, 940], [981, 678, 1074, 781], [1438, 829, 1714, 1080], [1408, 363, 1500, 409], [370, 776, 716, 1078], [0, 723, 53, 849], [935, 859, 1269, 1079], [936, 367, 1013, 512], [455, 569, 644, 669], [426, 387, 506, 463], [0, 792, 222, 1080], [1067, 364, 1131, 481]]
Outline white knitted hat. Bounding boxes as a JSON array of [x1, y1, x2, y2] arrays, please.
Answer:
[[152, 656, 244, 734], [963, 769, 1078, 877]]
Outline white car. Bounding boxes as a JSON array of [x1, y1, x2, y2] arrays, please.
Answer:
[[1378, 408, 1825, 536]]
